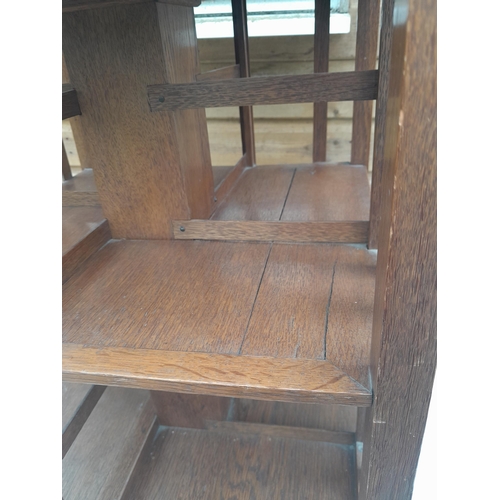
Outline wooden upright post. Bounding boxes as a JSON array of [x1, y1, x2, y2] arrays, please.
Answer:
[[359, 0, 436, 497]]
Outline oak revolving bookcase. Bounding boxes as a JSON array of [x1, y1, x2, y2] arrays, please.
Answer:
[[62, 0, 436, 498]]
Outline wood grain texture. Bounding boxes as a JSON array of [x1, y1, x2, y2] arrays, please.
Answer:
[[368, 0, 394, 248], [212, 166, 233, 188], [62, 206, 111, 283], [232, 0, 256, 166], [205, 420, 356, 445], [326, 245, 377, 390], [211, 165, 294, 221], [63, 4, 190, 238], [235, 398, 357, 433], [196, 64, 240, 82], [312, 0, 330, 162], [351, 0, 381, 167], [62, 141, 73, 180], [172, 220, 369, 243], [62, 387, 156, 500], [62, 84, 81, 120], [213, 154, 248, 205], [359, 0, 437, 497], [121, 425, 357, 500], [63, 0, 150, 12], [62, 344, 372, 405], [150, 391, 231, 428], [63, 240, 270, 353], [281, 164, 371, 221], [62, 169, 100, 207], [149, 70, 379, 110], [241, 243, 337, 359], [157, 2, 214, 219], [62, 383, 106, 458]]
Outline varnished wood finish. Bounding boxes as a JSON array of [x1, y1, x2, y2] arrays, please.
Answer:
[[312, 0, 330, 162], [62, 387, 156, 500], [150, 391, 231, 428], [213, 154, 247, 205], [212, 166, 233, 188], [62, 383, 105, 458], [173, 220, 369, 243], [205, 420, 356, 445], [359, 0, 436, 497], [281, 164, 371, 221], [62, 168, 100, 206], [368, 0, 395, 248], [62, 206, 111, 283], [62, 141, 73, 180], [62, 84, 81, 120], [148, 70, 380, 110], [63, 3, 190, 238], [231, 0, 256, 166], [196, 64, 240, 82], [63, 344, 372, 405], [351, 0, 380, 167], [62, 0, 200, 12], [211, 165, 294, 221], [121, 425, 357, 500], [157, 2, 214, 219], [63, 240, 270, 353]]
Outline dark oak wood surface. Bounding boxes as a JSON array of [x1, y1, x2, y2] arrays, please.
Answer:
[[148, 70, 379, 110], [62, 387, 156, 500], [62, 141, 73, 181], [359, 0, 437, 496], [212, 165, 234, 188], [62, 168, 100, 206], [121, 424, 357, 500], [62, 84, 81, 120], [62, 0, 200, 11]]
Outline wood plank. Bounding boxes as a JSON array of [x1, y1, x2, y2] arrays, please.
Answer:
[[173, 220, 369, 243], [63, 4, 190, 239], [281, 164, 370, 221], [157, 2, 214, 219], [148, 70, 379, 110], [212, 165, 233, 188], [213, 154, 247, 205], [62, 168, 100, 206], [368, 0, 395, 248], [62, 206, 111, 283], [235, 398, 357, 433], [196, 64, 240, 82], [326, 245, 377, 390], [62, 0, 200, 12], [359, 0, 437, 496], [63, 240, 271, 353], [241, 243, 337, 359], [62, 383, 106, 458], [62, 387, 156, 500], [312, 0, 331, 162], [121, 425, 357, 500], [211, 166, 294, 221], [351, 0, 381, 167], [150, 391, 231, 428], [205, 420, 356, 445], [62, 344, 372, 405], [62, 141, 73, 180], [62, 84, 81, 120]]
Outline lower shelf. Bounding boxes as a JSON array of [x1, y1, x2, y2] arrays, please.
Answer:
[[63, 239, 376, 405]]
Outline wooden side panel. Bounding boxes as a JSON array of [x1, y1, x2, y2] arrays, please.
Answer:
[[150, 391, 231, 428], [63, 4, 189, 238], [359, 0, 437, 496], [240, 243, 337, 359], [351, 0, 381, 167], [62, 141, 72, 180], [62, 168, 100, 207], [213, 155, 247, 204], [157, 2, 214, 219], [281, 164, 370, 221]]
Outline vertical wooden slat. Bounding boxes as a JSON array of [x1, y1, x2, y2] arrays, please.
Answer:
[[62, 141, 73, 180], [351, 0, 381, 168], [231, 0, 256, 166], [368, 0, 394, 248], [359, 0, 436, 497], [312, 0, 330, 163]]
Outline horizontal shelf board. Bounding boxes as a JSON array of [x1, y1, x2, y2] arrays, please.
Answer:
[[62, 168, 99, 207], [62, 344, 372, 405], [173, 220, 369, 243], [148, 70, 379, 111], [62, 83, 81, 120], [122, 424, 357, 500]]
